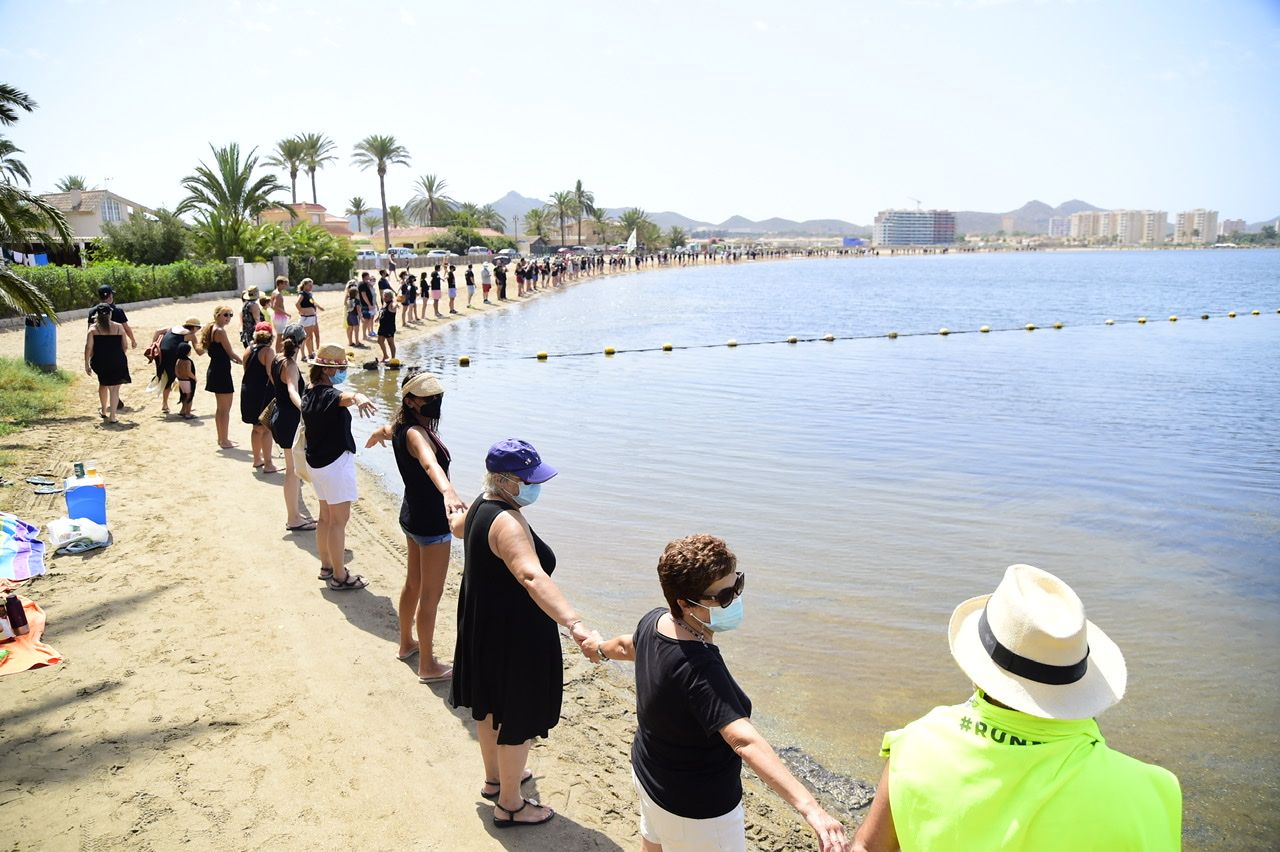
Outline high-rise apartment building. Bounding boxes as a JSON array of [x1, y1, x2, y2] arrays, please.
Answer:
[[1048, 217, 1070, 238], [1174, 209, 1218, 244], [1219, 218, 1246, 237], [871, 210, 956, 246], [1070, 209, 1166, 244]]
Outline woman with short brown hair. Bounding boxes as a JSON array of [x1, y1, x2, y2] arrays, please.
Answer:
[[592, 535, 848, 852]]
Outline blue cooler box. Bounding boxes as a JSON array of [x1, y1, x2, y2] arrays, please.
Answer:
[[64, 474, 108, 525]]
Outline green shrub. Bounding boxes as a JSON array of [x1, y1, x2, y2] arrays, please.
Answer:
[[17, 260, 234, 316]]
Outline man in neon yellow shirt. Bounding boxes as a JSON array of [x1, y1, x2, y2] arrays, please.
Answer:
[[854, 564, 1182, 851]]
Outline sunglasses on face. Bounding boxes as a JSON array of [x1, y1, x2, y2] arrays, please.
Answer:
[[696, 572, 745, 609], [220, 312, 233, 318]]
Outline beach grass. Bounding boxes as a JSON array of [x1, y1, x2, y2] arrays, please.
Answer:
[[0, 357, 74, 463]]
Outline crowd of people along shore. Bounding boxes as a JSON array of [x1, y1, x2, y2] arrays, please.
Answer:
[[78, 256, 1183, 850]]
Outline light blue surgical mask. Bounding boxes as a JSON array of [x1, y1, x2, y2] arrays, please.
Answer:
[[690, 597, 744, 633], [511, 481, 541, 507], [332, 369, 348, 385]]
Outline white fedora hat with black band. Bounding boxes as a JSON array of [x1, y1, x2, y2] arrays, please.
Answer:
[[948, 564, 1127, 720]]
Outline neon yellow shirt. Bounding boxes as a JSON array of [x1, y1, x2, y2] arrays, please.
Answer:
[[881, 692, 1182, 851]]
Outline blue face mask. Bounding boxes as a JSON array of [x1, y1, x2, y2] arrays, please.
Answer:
[[690, 596, 744, 633], [332, 369, 348, 385], [511, 482, 541, 507]]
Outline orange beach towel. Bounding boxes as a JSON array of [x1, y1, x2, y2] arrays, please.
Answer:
[[0, 596, 62, 676]]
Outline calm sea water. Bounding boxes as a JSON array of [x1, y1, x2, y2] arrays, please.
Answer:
[[348, 250, 1279, 848]]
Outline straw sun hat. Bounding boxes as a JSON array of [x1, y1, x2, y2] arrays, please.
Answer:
[[313, 344, 348, 367], [401, 372, 443, 399], [948, 564, 1126, 720]]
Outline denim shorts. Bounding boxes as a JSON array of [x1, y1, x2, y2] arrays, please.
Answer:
[[401, 527, 451, 547]]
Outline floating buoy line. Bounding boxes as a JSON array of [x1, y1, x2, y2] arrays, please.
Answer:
[[442, 308, 1277, 367]]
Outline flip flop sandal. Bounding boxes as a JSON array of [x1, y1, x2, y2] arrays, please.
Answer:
[[57, 539, 108, 555], [0, 477, 13, 487], [418, 668, 453, 684], [326, 573, 368, 591], [481, 769, 534, 801], [25, 476, 56, 486], [33, 486, 64, 495], [318, 566, 334, 581], [492, 799, 554, 829], [286, 520, 318, 532]]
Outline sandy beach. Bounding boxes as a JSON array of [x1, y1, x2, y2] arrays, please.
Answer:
[[0, 257, 844, 850]]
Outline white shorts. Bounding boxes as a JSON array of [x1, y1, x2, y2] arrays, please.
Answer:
[[299, 314, 318, 328], [631, 768, 745, 852], [272, 313, 288, 332], [309, 451, 357, 504]]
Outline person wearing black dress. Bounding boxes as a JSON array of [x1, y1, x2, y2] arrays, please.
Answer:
[[84, 307, 131, 424], [447, 439, 603, 829], [151, 316, 202, 415], [240, 322, 277, 472], [200, 304, 243, 449], [269, 324, 314, 532], [365, 372, 465, 681]]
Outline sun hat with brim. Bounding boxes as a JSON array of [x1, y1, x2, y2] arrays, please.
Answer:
[[313, 344, 348, 367], [485, 438, 557, 484], [948, 564, 1126, 720], [182, 316, 201, 329], [241, 287, 260, 301], [401, 372, 443, 399]]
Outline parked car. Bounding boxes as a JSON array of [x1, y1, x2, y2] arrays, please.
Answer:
[[387, 247, 418, 259], [424, 249, 454, 259], [466, 245, 494, 256], [356, 249, 378, 260]]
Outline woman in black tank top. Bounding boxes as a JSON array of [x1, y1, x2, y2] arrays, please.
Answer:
[[364, 371, 466, 682]]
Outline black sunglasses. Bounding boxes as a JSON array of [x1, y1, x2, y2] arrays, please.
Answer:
[[696, 572, 745, 609]]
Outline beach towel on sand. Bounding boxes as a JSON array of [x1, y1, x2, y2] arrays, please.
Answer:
[[0, 512, 45, 581], [0, 597, 61, 676]]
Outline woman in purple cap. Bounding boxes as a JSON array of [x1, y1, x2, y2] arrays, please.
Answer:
[[448, 438, 603, 829]]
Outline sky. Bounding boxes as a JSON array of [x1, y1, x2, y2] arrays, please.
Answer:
[[3, 0, 1279, 226]]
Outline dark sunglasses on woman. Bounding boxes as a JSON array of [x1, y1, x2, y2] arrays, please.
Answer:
[[697, 571, 745, 609]]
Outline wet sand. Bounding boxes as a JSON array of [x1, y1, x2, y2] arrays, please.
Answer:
[[0, 257, 848, 849]]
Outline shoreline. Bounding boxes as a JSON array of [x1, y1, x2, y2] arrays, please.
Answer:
[[0, 252, 853, 850]]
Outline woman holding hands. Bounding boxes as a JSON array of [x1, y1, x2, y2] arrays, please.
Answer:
[[448, 439, 603, 830], [589, 534, 849, 852], [365, 372, 464, 682], [200, 305, 242, 449]]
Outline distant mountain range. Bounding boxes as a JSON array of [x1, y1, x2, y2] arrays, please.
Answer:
[[491, 192, 1280, 238]]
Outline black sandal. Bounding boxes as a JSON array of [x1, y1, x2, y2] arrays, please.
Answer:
[[481, 768, 533, 801], [327, 572, 368, 591], [492, 799, 554, 829]]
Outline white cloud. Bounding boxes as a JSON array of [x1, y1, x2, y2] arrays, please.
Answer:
[[25, 47, 46, 61]]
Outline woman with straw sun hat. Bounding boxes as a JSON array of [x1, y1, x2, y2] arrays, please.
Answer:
[[853, 564, 1182, 852], [301, 344, 377, 590], [365, 371, 465, 681]]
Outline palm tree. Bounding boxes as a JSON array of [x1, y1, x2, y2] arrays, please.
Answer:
[[264, 137, 308, 204], [345, 196, 370, 232], [55, 174, 89, 192], [589, 207, 611, 245], [477, 203, 505, 232], [0, 139, 31, 185], [176, 143, 289, 259], [549, 190, 578, 246], [352, 135, 411, 252], [0, 83, 73, 316], [406, 173, 455, 227], [523, 207, 551, 239], [364, 214, 383, 233], [667, 225, 687, 248], [387, 204, 407, 228], [619, 207, 652, 241], [297, 132, 337, 205], [572, 179, 595, 246]]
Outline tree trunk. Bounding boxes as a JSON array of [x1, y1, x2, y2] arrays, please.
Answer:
[[310, 169, 318, 205], [379, 176, 390, 251], [577, 216, 582, 246], [290, 171, 297, 205]]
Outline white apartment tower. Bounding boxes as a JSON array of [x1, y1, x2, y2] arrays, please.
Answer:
[[1069, 209, 1166, 244], [1174, 209, 1219, 244]]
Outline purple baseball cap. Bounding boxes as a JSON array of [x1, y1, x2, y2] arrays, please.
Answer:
[[485, 438, 558, 484]]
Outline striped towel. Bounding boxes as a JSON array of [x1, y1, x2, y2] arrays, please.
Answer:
[[0, 512, 46, 581]]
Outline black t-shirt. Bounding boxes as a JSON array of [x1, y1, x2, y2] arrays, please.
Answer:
[[87, 303, 127, 325], [630, 607, 752, 819], [358, 281, 374, 306], [301, 384, 355, 468]]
